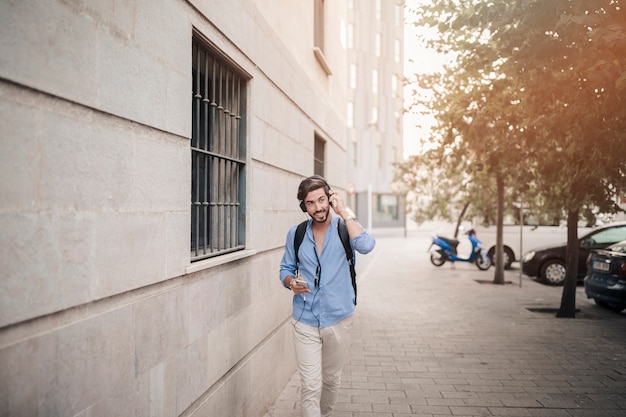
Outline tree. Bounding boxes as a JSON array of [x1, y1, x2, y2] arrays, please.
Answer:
[[402, 0, 626, 313], [403, 1, 534, 284], [509, 1, 626, 316], [392, 145, 495, 234]]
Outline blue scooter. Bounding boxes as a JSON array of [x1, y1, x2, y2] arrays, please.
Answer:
[[428, 228, 491, 270]]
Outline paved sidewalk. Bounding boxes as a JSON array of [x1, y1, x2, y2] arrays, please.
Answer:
[[264, 233, 626, 417]]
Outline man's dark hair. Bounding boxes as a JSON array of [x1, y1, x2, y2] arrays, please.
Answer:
[[297, 175, 330, 201]]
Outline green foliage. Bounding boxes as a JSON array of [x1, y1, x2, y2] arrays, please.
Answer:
[[399, 0, 626, 226], [399, 0, 626, 312]]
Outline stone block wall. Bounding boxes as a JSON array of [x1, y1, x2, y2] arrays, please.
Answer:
[[0, 0, 348, 415]]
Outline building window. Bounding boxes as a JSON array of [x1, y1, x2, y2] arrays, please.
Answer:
[[395, 3, 402, 27], [350, 141, 358, 167], [313, 0, 332, 75], [314, 0, 325, 53], [372, 69, 378, 94], [375, 0, 382, 20], [314, 134, 325, 176], [395, 110, 402, 133], [391, 74, 398, 98], [349, 63, 357, 89], [347, 23, 354, 49], [370, 106, 378, 125], [372, 194, 399, 221], [347, 102, 354, 128], [375, 32, 382, 57], [191, 36, 247, 261]]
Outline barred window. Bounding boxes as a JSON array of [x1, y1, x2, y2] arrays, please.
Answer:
[[191, 37, 247, 261], [314, 134, 325, 176]]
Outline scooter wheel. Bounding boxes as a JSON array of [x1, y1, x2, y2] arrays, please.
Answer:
[[475, 255, 491, 270], [430, 253, 446, 267]]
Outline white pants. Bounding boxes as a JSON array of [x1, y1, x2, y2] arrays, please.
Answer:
[[291, 316, 353, 417]]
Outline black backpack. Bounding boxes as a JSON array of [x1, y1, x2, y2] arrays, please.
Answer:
[[294, 220, 357, 305]]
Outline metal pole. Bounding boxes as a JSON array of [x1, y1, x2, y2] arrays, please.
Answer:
[[519, 198, 523, 288]]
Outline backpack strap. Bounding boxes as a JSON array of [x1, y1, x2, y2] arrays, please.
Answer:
[[293, 220, 308, 277], [293, 219, 357, 305], [338, 220, 357, 305]]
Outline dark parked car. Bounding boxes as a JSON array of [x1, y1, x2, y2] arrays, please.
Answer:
[[584, 240, 626, 312], [521, 222, 626, 285]]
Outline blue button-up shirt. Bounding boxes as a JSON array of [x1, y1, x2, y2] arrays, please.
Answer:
[[280, 217, 376, 327]]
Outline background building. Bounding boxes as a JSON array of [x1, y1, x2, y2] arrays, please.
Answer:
[[0, 1, 402, 415], [345, 0, 406, 230]]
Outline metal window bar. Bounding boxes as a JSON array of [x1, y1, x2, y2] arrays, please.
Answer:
[[191, 39, 245, 261]]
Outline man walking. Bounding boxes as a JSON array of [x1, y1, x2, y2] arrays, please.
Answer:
[[280, 175, 376, 417]]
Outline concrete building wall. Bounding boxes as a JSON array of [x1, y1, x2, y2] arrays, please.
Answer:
[[0, 1, 347, 416]]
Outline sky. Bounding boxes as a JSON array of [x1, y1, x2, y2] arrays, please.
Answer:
[[402, 1, 449, 158]]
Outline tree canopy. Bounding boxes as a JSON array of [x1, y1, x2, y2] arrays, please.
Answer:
[[398, 0, 626, 315]]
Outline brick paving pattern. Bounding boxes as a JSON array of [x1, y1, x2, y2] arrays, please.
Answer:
[[264, 232, 626, 417]]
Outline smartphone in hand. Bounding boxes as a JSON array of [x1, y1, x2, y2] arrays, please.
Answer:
[[294, 278, 309, 289]]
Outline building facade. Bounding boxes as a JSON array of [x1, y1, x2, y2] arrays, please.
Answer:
[[0, 1, 402, 416], [345, 0, 406, 230]]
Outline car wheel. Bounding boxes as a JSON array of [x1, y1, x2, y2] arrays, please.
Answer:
[[540, 260, 566, 285], [594, 299, 626, 312], [488, 247, 514, 270]]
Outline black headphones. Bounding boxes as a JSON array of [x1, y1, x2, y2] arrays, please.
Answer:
[[298, 175, 331, 212]]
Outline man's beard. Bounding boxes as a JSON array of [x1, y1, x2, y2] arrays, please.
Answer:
[[311, 208, 329, 223]]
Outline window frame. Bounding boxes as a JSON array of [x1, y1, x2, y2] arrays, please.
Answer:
[[314, 0, 325, 53], [314, 134, 326, 176], [313, 0, 332, 75], [347, 101, 354, 128], [191, 35, 248, 262], [349, 63, 357, 89], [372, 69, 378, 94]]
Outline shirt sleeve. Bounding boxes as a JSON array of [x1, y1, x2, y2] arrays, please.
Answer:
[[352, 229, 376, 255], [279, 226, 298, 286]]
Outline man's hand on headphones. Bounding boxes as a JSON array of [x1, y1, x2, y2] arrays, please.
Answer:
[[330, 192, 357, 223], [329, 192, 344, 214]]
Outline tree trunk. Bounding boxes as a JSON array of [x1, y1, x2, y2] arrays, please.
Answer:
[[493, 174, 505, 284], [454, 201, 470, 238], [556, 208, 580, 318]]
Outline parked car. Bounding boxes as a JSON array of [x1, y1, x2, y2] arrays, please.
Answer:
[[478, 224, 561, 270], [521, 222, 626, 285], [476, 224, 593, 270], [584, 240, 626, 312]]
